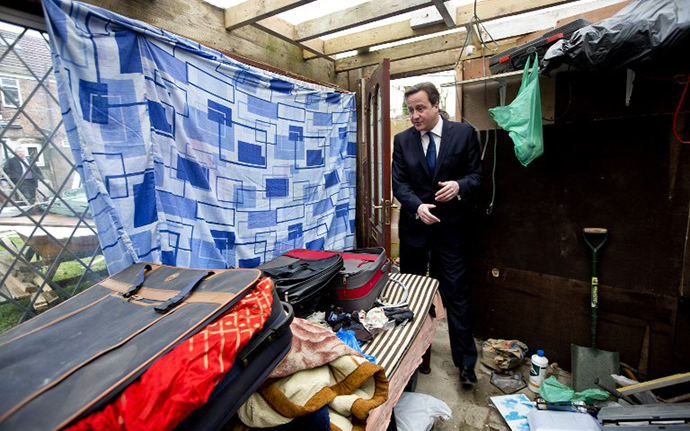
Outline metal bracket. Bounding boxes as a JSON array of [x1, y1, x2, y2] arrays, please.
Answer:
[[625, 68, 635, 107], [499, 81, 507, 107]]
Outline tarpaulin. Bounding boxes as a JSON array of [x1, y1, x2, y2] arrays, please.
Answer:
[[543, 0, 690, 74]]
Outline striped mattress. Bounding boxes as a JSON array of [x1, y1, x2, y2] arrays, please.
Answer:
[[361, 273, 439, 376]]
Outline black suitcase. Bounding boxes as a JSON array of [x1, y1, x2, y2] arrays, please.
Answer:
[[290, 247, 391, 312], [177, 290, 294, 431], [0, 263, 261, 431], [258, 251, 343, 317], [489, 19, 591, 74]]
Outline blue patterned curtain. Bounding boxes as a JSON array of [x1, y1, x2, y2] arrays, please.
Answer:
[[44, 0, 357, 273]]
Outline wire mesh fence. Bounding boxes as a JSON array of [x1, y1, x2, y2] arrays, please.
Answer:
[[0, 18, 108, 333]]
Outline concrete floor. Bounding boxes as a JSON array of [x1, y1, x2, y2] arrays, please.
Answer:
[[415, 317, 572, 431]]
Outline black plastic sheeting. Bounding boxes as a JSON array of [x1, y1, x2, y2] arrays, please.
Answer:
[[543, 0, 690, 75]]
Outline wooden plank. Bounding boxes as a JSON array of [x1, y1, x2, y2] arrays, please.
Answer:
[[305, 0, 577, 59], [462, 57, 491, 80], [390, 48, 462, 80], [335, 30, 467, 72], [307, 20, 450, 60], [431, 0, 455, 27], [252, 17, 332, 61], [2, 273, 31, 299], [618, 372, 690, 395], [79, 0, 338, 85], [389, 37, 518, 80], [294, 0, 438, 42], [224, 0, 317, 31]]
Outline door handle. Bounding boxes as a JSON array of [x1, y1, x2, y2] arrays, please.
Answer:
[[372, 200, 397, 225], [373, 202, 398, 210], [374, 201, 398, 210]]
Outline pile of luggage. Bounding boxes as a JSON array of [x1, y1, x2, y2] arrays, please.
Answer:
[[0, 248, 391, 430]]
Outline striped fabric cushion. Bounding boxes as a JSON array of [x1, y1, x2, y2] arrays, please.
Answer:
[[361, 273, 439, 376]]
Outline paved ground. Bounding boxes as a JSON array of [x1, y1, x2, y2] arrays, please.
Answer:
[[415, 318, 572, 430]]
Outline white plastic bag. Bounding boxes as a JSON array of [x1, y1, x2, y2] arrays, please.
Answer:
[[394, 392, 452, 431]]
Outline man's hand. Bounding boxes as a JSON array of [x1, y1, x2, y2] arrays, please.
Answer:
[[417, 204, 440, 225], [435, 181, 460, 202]]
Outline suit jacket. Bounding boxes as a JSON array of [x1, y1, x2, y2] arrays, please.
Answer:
[[3, 156, 42, 183], [392, 120, 483, 247]]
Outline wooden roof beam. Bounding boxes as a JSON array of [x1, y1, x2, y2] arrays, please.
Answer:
[[224, 0, 317, 31], [431, 0, 456, 27], [252, 17, 332, 61], [389, 37, 519, 79], [304, 0, 577, 59], [294, 0, 448, 42], [335, 30, 468, 73]]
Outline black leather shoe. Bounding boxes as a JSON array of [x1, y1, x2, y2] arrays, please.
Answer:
[[459, 366, 478, 386]]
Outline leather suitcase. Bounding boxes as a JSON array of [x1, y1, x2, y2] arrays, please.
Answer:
[[0, 263, 261, 431], [282, 248, 391, 312], [258, 252, 343, 317]]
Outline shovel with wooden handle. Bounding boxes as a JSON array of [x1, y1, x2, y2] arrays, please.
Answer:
[[571, 227, 620, 392]]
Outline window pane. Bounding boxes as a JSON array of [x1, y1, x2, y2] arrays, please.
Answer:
[[0, 21, 107, 333], [1, 78, 21, 107]]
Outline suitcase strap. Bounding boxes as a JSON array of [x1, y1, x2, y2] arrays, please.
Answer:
[[154, 271, 214, 314], [122, 264, 153, 298]]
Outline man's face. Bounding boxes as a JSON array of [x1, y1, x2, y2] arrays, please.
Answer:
[[406, 90, 439, 132], [15, 148, 25, 159]]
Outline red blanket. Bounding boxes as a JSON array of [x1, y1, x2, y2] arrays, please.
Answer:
[[66, 278, 274, 431]]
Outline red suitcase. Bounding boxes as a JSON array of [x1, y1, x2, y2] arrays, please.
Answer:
[[283, 248, 391, 312]]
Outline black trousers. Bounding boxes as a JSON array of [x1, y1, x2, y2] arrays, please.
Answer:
[[18, 179, 38, 204], [399, 228, 477, 369]]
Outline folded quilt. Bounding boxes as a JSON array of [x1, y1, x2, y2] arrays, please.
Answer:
[[238, 319, 388, 431], [269, 317, 360, 378]]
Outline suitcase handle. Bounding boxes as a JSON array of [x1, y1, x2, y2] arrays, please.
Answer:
[[122, 264, 153, 298], [263, 262, 312, 278], [154, 271, 214, 314], [237, 302, 294, 368], [381, 259, 392, 274]]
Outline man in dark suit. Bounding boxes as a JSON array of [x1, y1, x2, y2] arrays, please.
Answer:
[[392, 82, 483, 386], [3, 146, 42, 204]]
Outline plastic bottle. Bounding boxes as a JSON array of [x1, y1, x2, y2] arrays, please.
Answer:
[[528, 350, 549, 393]]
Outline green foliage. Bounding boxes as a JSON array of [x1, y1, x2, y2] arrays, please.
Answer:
[[0, 254, 107, 333]]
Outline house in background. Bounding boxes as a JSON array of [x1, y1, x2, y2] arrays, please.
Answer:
[[0, 26, 75, 205]]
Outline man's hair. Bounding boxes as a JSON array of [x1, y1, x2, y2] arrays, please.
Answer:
[[404, 82, 440, 106]]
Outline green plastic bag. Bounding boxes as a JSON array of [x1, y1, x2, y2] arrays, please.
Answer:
[[539, 376, 609, 403], [488, 53, 544, 167]]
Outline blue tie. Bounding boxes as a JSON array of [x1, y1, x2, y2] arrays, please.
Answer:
[[426, 132, 436, 175]]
